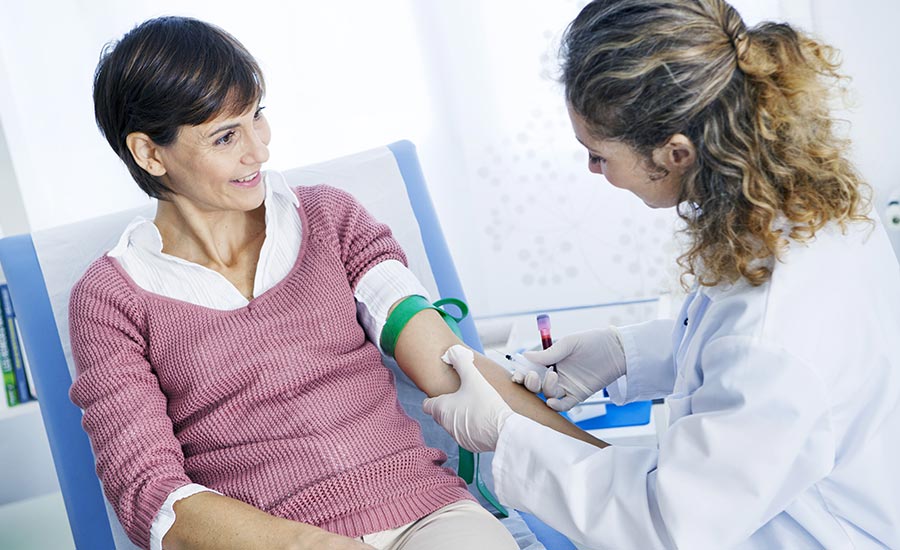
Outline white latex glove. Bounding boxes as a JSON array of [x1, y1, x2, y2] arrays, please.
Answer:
[[522, 327, 627, 412], [508, 353, 548, 394], [422, 345, 514, 453]]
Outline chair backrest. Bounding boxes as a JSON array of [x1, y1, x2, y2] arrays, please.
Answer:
[[0, 141, 494, 550]]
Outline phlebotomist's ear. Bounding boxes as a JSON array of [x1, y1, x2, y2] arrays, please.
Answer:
[[652, 133, 696, 177], [125, 132, 167, 177]]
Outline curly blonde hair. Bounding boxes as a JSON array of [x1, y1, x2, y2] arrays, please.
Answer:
[[561, 0, 871, 288]]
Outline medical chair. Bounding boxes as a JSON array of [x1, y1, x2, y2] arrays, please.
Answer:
[[0, 141, 575, 550]]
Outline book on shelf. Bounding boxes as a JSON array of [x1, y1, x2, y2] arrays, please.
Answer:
[[0, 287, 17, 407], [18, 326, 36, 400], [0, 284, 33, 406]]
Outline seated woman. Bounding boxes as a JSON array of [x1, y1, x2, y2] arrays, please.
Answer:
[[69, 16, 602, 550]]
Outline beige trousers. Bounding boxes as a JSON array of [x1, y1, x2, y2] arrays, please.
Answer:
[[358, 499, 518, 550]]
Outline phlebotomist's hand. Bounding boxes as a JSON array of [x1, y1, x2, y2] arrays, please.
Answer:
[[423, 345, 515, 453], [521, 327, 627, 412]]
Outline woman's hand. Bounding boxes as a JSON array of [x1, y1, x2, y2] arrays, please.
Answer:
[[164, 491, 377, 550]]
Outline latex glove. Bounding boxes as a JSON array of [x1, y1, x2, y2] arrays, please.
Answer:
[[422, 345, 514, 453], [508, 353, 547, 394], [522, 327, 626, 412]]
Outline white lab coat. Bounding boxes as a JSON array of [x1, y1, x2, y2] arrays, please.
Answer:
[[493, 219, 900, 549]]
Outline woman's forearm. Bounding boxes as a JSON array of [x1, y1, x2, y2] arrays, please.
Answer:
[[473, 352, 608, 448], [164, 492, 337, 550], [394, 309, 607, 448]]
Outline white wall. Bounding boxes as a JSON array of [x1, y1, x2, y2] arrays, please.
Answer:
[[0, 0, 433, 231], [0, 119, 28, 239]]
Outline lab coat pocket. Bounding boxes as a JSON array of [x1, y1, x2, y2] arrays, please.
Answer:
[[665, 392, 694, 424]]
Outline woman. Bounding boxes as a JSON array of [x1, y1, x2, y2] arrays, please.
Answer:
[[424, 0, 900, 548], [70, 16, 601, 550]]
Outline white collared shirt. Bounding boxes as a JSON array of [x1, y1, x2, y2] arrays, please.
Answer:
[[108, 171, 429, 550]]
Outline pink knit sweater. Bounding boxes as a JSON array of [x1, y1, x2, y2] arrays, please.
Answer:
[[69, 185, 472, 549]]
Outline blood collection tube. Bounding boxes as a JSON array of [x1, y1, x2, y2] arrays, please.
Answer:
[[536, 314, 557, 372]]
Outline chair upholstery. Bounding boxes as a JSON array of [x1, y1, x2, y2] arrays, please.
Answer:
[[0, 141, 555, 549]]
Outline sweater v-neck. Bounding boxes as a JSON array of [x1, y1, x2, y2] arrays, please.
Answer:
[[105, 187, 311, 315]]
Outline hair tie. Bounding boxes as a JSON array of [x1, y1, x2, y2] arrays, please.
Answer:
[[732, 32, 750, 61]]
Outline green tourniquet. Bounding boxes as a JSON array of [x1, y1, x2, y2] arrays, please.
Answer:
[[379, 295, 507, 516], [379, 295, 467, 358]]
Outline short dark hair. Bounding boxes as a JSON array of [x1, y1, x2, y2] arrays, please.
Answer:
[[93, 16, 265, 199]]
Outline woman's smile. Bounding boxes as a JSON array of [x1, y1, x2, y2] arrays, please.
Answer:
[[230, 170, 262, 188]]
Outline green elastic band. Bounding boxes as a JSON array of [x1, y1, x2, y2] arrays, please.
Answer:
[[380, 295, 468, 358]]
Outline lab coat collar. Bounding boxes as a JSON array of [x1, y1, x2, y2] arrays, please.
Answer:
[[697, 277, 752, 300], [691, 247, 776, 301]]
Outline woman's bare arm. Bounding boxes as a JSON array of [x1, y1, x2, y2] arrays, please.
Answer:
[[393, 308, 608, 449]]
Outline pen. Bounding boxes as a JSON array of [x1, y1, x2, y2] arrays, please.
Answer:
[[536, 314, 557, 372]]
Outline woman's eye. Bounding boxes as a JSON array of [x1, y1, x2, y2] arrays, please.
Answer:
[[215, 131, 236, 146], [589, 153, 606, 165], [254, 106, 266, 120]]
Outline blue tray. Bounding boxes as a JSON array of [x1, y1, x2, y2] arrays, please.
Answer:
[[562, 400, 652, 430]]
